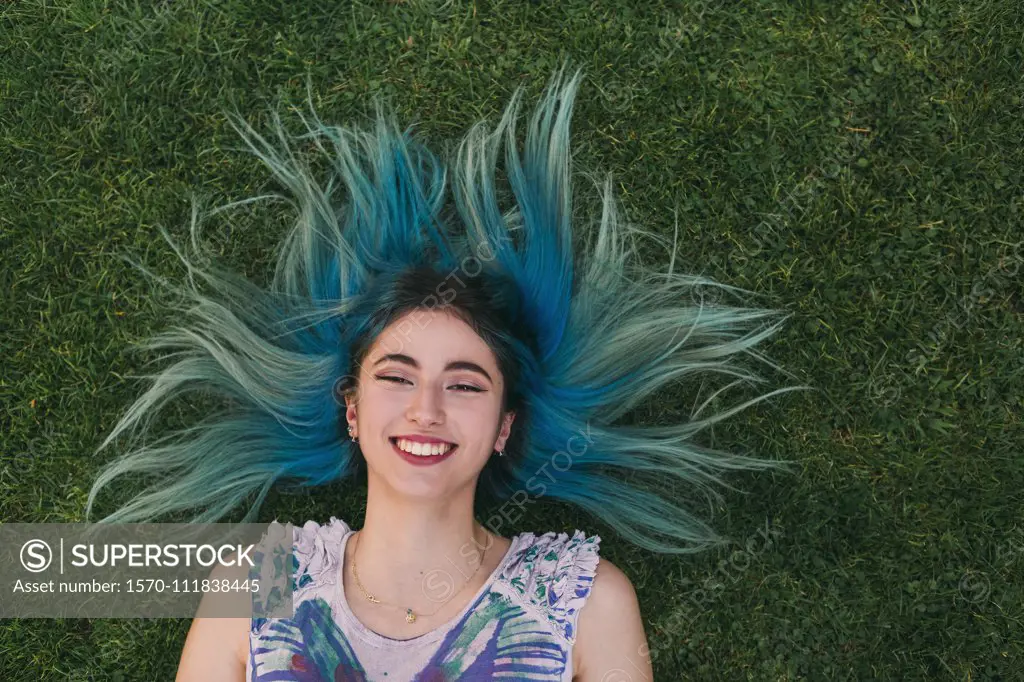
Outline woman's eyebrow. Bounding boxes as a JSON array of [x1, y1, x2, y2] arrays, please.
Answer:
[[372, 353, 493, 383]]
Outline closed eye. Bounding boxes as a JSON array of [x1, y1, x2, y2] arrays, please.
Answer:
[[376, 375, 483, 393], [377, 375, 411, 385]]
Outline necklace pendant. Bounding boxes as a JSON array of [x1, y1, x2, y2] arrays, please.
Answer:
[[405, 608, 416, 623]]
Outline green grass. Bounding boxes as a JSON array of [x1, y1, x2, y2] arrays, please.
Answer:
[[2, 0, 1022, 679]]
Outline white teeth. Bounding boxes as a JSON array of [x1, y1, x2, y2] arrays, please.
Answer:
[[395, 438, 454, 457]]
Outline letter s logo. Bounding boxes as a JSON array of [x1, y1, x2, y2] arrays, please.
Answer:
[[20, 539, 52, 573]]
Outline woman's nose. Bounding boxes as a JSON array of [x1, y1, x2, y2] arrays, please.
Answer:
[[406, 383, 444, 424]]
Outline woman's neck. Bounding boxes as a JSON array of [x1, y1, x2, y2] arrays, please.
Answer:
[[350, 484, 496, 606]]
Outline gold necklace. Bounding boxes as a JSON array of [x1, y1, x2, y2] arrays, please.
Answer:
[[349, 527, 489, 624]]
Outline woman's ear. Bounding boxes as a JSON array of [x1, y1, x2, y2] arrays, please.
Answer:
[[340, 376, 359, 432], [494, 410, 515, 452], [345, 398, 357, 430]]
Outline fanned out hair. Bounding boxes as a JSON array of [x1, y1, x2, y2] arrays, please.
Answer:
[[86, 63, 811, 554]]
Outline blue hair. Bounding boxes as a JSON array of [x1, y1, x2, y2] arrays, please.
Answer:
[[86, 63, 812, 554]]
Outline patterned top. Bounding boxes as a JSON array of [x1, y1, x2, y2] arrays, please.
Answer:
[[247, 516, 602, 681]]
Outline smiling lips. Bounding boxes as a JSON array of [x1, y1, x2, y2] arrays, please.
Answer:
[[389, 438, 458, 467], [392, 437, 455, 456]]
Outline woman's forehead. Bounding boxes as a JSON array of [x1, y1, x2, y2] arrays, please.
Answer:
[[366, 311, 497, 369]]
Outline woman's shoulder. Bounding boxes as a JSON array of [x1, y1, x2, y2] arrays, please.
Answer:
[[499, 528, 602, 645]]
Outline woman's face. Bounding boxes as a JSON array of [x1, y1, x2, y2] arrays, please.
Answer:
[[344, 308, 515, 499]]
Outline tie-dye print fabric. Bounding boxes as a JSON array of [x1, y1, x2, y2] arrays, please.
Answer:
[[247, 517, 601, 681]]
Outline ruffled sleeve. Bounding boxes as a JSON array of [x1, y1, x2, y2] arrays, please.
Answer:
[[291, 515, 351, 591], [501, 529, 602, 646], [249, 516, 351, 635]]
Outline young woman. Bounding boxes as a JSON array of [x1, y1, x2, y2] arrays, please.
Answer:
[[88, 64, 803, 681]]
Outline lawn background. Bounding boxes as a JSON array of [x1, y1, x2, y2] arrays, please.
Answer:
[[1, 0, 1022, 679]]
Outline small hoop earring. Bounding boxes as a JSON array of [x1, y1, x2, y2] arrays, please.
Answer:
[[347, 425, 358, 444]]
